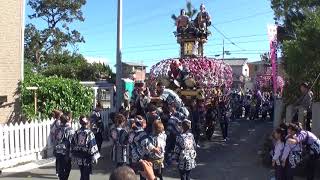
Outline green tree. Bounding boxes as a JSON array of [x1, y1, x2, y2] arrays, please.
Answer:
[[271, 0, 320, 42], [25, 0, 86, 64], [171, 1, 198, 23], [280, 9, 320, 102], [39, 52, 114, 81]]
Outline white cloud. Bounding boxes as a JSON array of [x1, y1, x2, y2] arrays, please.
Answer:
[[85, 57, 109, 64]]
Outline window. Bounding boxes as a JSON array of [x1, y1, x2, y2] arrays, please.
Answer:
[[254, 65, 258, 71]]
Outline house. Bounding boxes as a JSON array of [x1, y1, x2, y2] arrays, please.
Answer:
[[248, 59, 285, 80], [0, 0, 24, 123], [80, 81, 115, 111], [222, 58, 250, 89], [121, 62, 147, 82]]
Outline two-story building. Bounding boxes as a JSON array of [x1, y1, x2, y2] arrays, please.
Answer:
[[0, 0, 24, 123], [248, 58, 285, 79], [121, 62, 147, 82], [223, 58, 250, 89]]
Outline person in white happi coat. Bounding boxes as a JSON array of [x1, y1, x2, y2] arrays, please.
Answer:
[[149, 120, 167, 180]]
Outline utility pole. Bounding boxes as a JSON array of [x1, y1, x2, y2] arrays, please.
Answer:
[[222, 39, 225, 61], [115, 0, 123, 111]]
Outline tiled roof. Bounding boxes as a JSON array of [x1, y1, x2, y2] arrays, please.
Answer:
[[222, 58, 248, 66], [122, 62, 147, 67], [248, 57, 283, 65]]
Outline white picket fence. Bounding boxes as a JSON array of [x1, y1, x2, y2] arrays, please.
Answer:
[[0, 109, 112, 169]]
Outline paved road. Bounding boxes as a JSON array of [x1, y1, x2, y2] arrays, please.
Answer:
[[0, 119, 278, 180]]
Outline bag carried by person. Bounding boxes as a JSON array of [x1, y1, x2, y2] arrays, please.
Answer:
[[55, 127, 71, 156], [288, 144, 303, 169], [72, 130, 91, 158]]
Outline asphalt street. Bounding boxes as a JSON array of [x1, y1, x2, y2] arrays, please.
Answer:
[[0, 119, 295, 180]]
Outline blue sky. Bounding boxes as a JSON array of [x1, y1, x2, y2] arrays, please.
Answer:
[[25, 0, 275, 72]]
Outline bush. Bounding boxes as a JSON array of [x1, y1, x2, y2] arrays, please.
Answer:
[[22, 73, 94, 120]]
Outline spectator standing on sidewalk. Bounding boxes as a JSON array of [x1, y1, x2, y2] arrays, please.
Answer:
[[71, 116, 100, 180], [286, 123, 320, 180], [54, 114, 75, 180], [292, 83, 313, 131], [271, 128, 285, 180], [281, 124, 303, 180]]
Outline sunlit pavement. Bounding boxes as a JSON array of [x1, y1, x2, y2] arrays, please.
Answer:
[[1, 119, 306, 180]]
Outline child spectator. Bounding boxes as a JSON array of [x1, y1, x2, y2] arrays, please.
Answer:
[[149, 120, 167, 180], [110, 113, 129, 167], [71, 116, 100, 180], [129, 115, 160, 180], [281, 123, 303, 180], [272, 128, 285, 180], [145, 104, 160, 135], [54, 114, 75, 180], [173, 119, 197, 180]]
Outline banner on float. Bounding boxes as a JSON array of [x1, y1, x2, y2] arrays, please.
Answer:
[[267, 24, 278, 94]]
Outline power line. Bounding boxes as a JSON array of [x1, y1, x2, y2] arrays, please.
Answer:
[[81, 35, 267, 53], [82, 39, 267, 54], [81, 2, 178, 33], [210, 49, 269, 53], [214, 11, 273, 25], [81, 9, 273, 37], [212, 25, 246, 50], [122, 39, 267, 54], [81, 8, 177, 35]]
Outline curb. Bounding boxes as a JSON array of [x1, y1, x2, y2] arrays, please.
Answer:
[[1, 141, 112, 175], [2, 158, 55, 174]]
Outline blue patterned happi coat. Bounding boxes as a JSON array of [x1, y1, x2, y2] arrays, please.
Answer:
[[71, 127, 101, 167], [174, 131, 197, 171]]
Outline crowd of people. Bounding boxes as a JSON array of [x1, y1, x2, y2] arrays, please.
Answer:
[[50, 110, 101, 180], [271, 122, 320, 180], [49, 81, 306, 180], [107, 82, 277, 180], [270, 82, 319, 180]]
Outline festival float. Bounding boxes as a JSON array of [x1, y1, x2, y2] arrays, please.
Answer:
[[256, 68, 284, 92], [149, 4, 233, 104]]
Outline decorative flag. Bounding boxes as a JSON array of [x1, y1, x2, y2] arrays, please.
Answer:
[[267, 24, 278, 94]]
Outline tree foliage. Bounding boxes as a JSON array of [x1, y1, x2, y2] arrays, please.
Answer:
[[26, 52, 114, 82], [271, 0, 320, 102], [271, 0, 320, 42], [25, 0, 86, 64], [22, 73, 93, 120]]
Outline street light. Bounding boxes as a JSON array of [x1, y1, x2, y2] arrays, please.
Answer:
[[214, 51, 231, 59]]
